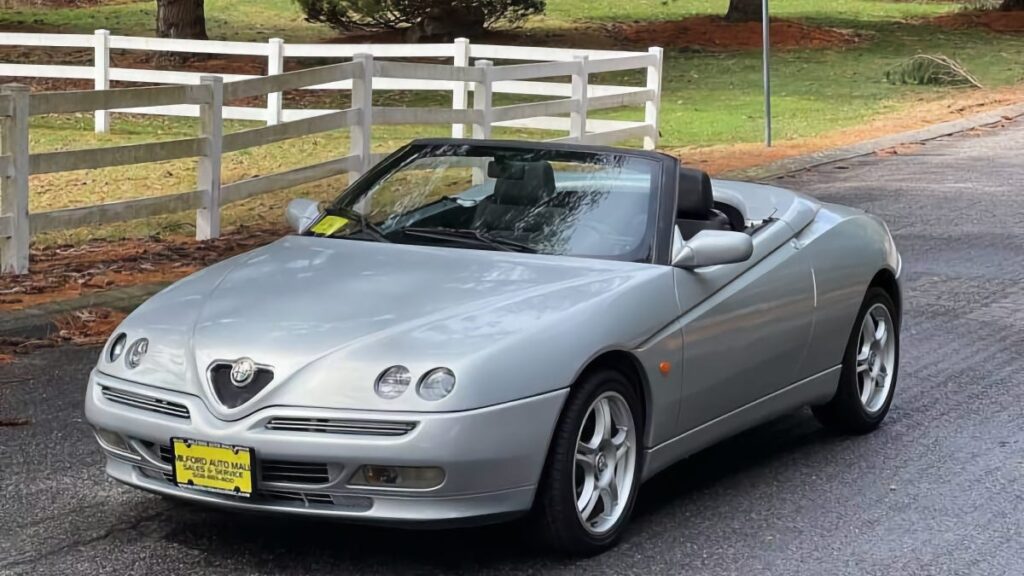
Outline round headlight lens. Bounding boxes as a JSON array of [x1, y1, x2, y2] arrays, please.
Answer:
[[417, 368, 456, 401], [125, 338, 148, 369], [375, 366, 411, 399], [108, 333, 127, 363]]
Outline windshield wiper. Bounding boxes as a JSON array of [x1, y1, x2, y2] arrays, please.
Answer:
[[400, 227, 537, 253], [329, 206, 391, 243]]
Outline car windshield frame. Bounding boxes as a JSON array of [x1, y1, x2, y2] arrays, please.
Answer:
[[324, 140, 670, 264]]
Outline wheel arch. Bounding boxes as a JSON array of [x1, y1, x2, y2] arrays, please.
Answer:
[[868, 268, 902, 325], [580, 350, 650, 444]]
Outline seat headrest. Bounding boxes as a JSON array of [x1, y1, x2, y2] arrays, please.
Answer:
[[489, 161, 556, 206], [677, 167, 714, 219]]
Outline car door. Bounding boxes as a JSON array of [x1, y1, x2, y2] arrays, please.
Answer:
[[673, 220, 816, 433]]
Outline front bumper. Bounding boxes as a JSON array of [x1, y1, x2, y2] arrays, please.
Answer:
[[85, 370, 568, 525]]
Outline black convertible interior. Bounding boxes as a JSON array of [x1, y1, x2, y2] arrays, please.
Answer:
[[676, 167, 745, 239]]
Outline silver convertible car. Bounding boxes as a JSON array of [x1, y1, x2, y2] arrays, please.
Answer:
[[85, 139, 901, 554]]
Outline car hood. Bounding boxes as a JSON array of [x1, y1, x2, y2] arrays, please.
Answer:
[[100, 236, 676, 417]]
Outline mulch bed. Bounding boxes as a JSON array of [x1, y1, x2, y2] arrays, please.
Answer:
[[615, 16, 864, 51], [930, 10, 1024, 32]]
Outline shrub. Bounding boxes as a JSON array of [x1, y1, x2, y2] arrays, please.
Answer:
[[295, 0, 546, 34]]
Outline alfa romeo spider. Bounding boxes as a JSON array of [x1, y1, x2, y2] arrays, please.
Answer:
[[85, 139, 901, 554]]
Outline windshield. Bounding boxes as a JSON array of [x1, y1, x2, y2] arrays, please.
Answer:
[[316, 143, 660, 261]]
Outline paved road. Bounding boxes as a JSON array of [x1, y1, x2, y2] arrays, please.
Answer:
[[3, 120, 1023, 575]]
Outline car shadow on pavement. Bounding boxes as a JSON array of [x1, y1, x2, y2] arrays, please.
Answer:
[[631, 410, 838, 520], [156, 409, 843, 569]]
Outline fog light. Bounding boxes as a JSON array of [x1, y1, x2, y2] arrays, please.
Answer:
[[349, 465, 445, 489]]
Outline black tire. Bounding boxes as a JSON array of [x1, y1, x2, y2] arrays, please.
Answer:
[[813, 287, 900, 434], [534, 367, 643, 556]]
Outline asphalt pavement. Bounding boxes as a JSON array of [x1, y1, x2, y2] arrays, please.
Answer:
[[2, 120, 1023, 575]]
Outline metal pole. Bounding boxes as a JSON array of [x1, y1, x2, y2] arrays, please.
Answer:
[[763, 0, 772, 147]]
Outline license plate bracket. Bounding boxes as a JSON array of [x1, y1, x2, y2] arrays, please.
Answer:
[[171, 437, 254, 497]]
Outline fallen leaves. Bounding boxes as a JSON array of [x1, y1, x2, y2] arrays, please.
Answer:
[[0, 225, 283, 312], [54, 307, 128, 346]]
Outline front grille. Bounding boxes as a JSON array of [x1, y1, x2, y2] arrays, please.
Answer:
[[208, 362, 274, 409], [101, 386, 190, 419], [265, 417, 417, 437], [145, 447, 368, 511], [260, 460, 331, 485]]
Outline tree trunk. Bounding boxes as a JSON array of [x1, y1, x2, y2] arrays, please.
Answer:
[[156, 0, 208, 40], [1001, 0, 1024, 10], [725, 0, 763, 22]]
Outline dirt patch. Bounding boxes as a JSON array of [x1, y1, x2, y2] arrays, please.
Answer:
[[0, 225, 284, 312], [615, 16, 863, 51], [665, 84, 1024, 175], [930, 10, 1024, 32]]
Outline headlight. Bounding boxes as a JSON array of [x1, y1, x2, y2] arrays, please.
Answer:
[[125, 338, 148, 369], [108, 333, 127, 363], [417, 368, 456, 401], [375, 366, 411, 399]]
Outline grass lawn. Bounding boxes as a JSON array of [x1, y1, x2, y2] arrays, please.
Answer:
[[2, 0, 1024, 245]]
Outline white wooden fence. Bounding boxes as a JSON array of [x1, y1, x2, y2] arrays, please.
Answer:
[[0, 33, 664, 274]]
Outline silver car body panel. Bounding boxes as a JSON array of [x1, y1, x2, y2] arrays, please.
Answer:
[[85, 141, 902, 524]]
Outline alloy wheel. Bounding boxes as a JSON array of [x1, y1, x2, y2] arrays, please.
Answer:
[[572, 391, 637, 535], [856, 302, 897, 414]]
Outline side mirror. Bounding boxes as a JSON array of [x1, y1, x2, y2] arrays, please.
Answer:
[[672, 229, 754, 269], [286, 198, 321, 234]]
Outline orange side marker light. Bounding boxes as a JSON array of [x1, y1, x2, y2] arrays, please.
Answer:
[[659, 361, 672, 375]]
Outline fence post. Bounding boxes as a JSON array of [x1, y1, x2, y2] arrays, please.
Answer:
[[0, 85, 29, 274], [94, 29, 110, 134], [472, 60, 493, 140], [196, 75, 223, 241], [451, 37, 470, 138], [570, 55, 589, 143], [644, 47, 663, 150], [349, 53, 373, 184], [267, 38, 284, 126]]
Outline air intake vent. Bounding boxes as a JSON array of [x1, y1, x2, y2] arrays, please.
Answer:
[[265, 418, 416, 436], [260, 460, 331, 485], [100, 386, 190, 419]]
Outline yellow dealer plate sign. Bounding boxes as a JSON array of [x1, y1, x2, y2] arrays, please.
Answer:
[[172, 438, 253, 497]]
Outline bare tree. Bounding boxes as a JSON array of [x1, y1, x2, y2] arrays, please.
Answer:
[[156, 0, 208, 40], [725, 0, 762, 22]]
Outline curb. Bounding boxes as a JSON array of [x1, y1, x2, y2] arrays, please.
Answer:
[[0, 282, 168, 339], [721, 101, 1024, 182], [2, 101, 1023, 339]]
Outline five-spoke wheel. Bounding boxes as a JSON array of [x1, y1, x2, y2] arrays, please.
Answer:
[[814, 287, 900, 434], [536, 368, 642, 555], [573, 392, 637, 535]]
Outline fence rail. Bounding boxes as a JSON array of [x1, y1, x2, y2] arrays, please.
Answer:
[[0, 32, 663, 274]]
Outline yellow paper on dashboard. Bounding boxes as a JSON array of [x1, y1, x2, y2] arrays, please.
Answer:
[[309, 215, 350, 236]]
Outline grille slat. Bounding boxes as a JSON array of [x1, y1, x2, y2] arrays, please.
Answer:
[[101, 386, 190, 419], [261, 459, 331, 485], [266, 417, 416, 436]]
